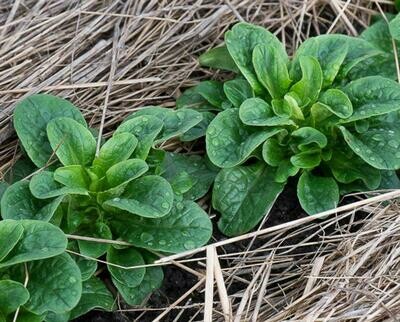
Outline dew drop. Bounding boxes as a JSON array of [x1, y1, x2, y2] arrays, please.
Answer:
[[159, 240, 166, 246], [69, 276, 77, 283], [184, 240, 195, 250], [140, 232, 154, 243], [212, 139, 220, 146], [176, 202, 184, 210], [388, 140, 399, 148], [161, 202, 169, 209], [113, 198, 120, 202]]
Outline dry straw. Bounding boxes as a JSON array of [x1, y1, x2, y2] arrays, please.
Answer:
[[0, 0, 399, 321]]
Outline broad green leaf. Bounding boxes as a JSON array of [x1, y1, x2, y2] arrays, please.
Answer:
[[0, 220, 24, 261], [0, 181, 8, 209], [45, 311, 70, 322], [180, 111, 215, 141], [13, 94, 86, 167], [158, 152, 218, 200], [1, 181, 63, 221], [271, 98, 292, 118], [0, 220, 67, 268], [239, 98, 293, 126], [291, 127, 327, 150], [112, 200, 212, 253], [112, 253, 163, 306], [92, 133, 138, 173], [318, 89, 353, 118], [167, 171, 193, 195], [54, 165, 89, 189], [213, 163, 285, 236], [30, 171, 88, 199], [297, 172, 339, 215], [339, 123, 400, 170], [195, 81, 227, 108], [23, 253, 82, 315], [114, 115, 163, 159], [283, 92, 304, 120], [206, 108, 285, 168], [290, 150, 321, 169], [68, 242, 97, 281], [105, 159, 148, 188], [5, 158, 36, 183], [199, 45, 240, 72], [128, 107, 202, 144], [77, 223, 112, 258], [275, 160, 299, 183], [341, 76, 400, 123], [104, 175, 173, 218], [328, 147, 381, 189], [107, 247, 145, 287], [223, 79, 254, 108], [379, 170, 400, 189], [351, 18, 400, 80], [176, 87, 216, 112], [262, 138, 286, 167], [253, 44, 291, 98], [389, 13, 400, 40], [69, 277, 114, 320], [290, 56, 323, 107], [0, 280, 29, 315], [225, 22, 287, 93], [47, 117, 96, 166], [290, 35, 348, 87]]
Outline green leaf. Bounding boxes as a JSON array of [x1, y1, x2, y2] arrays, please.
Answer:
[[0, 220, 24, 261], [0, 280, 29, 315], [105, 159, 149, 188], [45, 311, 70, 322], [318, 89, 353, 118], [104, 175, 173, 218], [389, 13, 400, 40], [341, 76, 400, 123], [290, 56, 323, 107], [30, 171, 88, 199], [180, 111, 215, 141], [176, 87, 215, 112], [225, 22, 287, 94], [328, 147, 381, 189], [297, 172, 339, 215], [0, 220, 67, 268], [239, 98, 293, 126], [107, 247, 145, 287], [13, 94, 86, 167], [112, 253, 163, 306], [339, 123, 400, 170], [379, 170, 400, 189], [92, 133, 138, 173], [68, 242, 97, 282], [290, 150, 321, 169], [114, 115, 163, 159], [5, 159, 37, 184], [213, 163, 285, 236], [252, 44, 291, 98], [199, 45, 240, 72], [128, 107, 202, 144], [112, 200, 212, 253], [262, 138, 286, 167], [195, 81, 227, 108], [159, 152, 218, 200], [275, 160, 299, 183], [54, 165, 90, 190], [223, 79, 254, 108], [291, 127, 327, 150], [206, 109, 285, 168], [23, 253, 82, 315], [47, 117, 96, 166], [69, 277, 114, 319], [290, 35, 348, 87], [1, 181, 63, 221], [77, 223, 112, 258]]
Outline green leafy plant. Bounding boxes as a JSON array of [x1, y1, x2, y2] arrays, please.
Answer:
[[179, 22, 400, 236], [0, 94, 214, 320]]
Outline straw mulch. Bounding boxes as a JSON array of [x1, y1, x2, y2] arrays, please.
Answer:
[[155, 191, 400, 322], [0, 1, 399, 321]]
